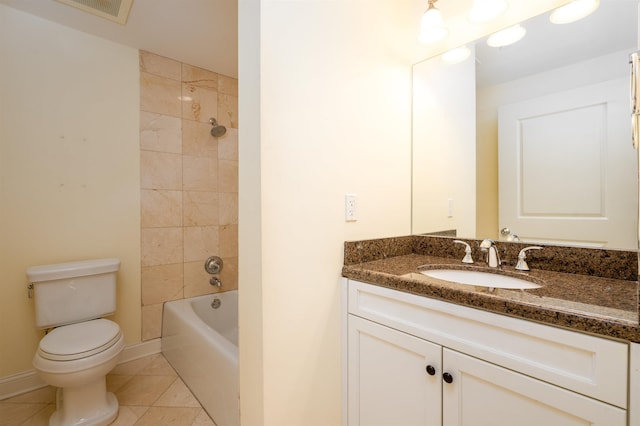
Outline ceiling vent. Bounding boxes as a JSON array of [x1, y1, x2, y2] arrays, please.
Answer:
[[55, 0, 134, 25]]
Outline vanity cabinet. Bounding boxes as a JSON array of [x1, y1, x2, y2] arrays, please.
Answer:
[[346, 280, 629, 426], [349, 315, 442, 425]]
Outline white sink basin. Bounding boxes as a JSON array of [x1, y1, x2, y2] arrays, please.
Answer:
[[419, 269, 541, 290]]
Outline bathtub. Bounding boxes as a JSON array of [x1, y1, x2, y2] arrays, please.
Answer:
[[162, 291, 239, 426]]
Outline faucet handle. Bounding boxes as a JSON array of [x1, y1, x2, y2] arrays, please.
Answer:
[[515, 246, 543, 271], [453, 240, 474, 264]]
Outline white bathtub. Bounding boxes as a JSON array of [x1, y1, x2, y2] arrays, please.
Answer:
[[162, 291, 239, 426]]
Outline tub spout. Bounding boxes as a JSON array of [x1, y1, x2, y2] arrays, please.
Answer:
[[209, 277, 222, 287]]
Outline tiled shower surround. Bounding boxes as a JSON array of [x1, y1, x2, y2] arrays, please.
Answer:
[[139, 51, 238, 340]]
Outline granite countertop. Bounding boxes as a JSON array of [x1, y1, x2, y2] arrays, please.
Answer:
[[343, 236, 640, 343]]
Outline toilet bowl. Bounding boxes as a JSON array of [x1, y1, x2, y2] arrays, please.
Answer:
[[27, 258, 123, 426], [33, 319, 125, 426]]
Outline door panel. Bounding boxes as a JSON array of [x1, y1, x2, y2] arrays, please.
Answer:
[[348, 315, 442, 426], [498, 77, 636, 247]]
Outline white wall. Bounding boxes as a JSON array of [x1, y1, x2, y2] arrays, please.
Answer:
[[0, 5, 140, 377], [238, 0, 414, 424], [238, 0, 263, 423]]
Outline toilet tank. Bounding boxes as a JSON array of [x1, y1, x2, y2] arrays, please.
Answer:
[[27, 258, 121, 329]]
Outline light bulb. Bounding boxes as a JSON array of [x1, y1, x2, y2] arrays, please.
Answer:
[[550, 0, 600, 24], [419, 5, 449, 44]]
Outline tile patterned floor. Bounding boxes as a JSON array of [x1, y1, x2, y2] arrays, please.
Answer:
[[0, 353, 216, 426]]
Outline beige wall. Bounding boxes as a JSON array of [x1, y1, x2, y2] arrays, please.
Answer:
[[0, 0, 584, 418], [0, 5, 140, 376], [238, 0, 414, 424], [139, 51, 239, 341], [238, 0, 583, 424]]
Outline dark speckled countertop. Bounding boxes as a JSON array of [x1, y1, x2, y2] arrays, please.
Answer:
[[342, 235, 640, 342]]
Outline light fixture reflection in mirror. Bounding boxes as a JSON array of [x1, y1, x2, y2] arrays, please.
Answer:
[[486, 24, 526, 47], [419, 0, 449, 44], [550, 0, 600, 24], [442, 46, 472, 64], [468, 0, 508, 23]]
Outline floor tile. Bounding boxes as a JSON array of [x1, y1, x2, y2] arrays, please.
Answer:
[[110, 405, 146, 426], [127, 405, 151, 418], [154, 377, 201, 408], [107, 373, 135, 393], [192, 409, 217, 426], [114, 375, 177, 406], [134, 406, 201, 425], [0, 354, 216, 426], [20, 404, 55, 426], [138, 353, 178, 376], [110, 355, 157, 376], [0, 403, 47, 425]]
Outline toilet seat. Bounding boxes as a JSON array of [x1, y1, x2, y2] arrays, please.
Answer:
[[38, 319, 122, 361]]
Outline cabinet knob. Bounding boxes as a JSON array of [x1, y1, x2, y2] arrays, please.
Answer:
[[443, 372, 453, 384], [425, 365, 436, 376]]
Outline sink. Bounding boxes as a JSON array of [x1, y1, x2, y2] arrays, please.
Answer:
[[419, 269, 541, 290]]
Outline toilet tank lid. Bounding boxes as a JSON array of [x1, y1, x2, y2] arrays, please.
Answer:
[[27, 258, 121, 282]]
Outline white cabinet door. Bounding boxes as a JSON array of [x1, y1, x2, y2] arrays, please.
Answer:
[[442, 349, 627, 426], [348, 315, 442, 426]]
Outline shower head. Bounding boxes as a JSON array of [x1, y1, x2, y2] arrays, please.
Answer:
[[209, 117, 227, 138]]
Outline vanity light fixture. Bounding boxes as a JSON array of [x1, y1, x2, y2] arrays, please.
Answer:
[[468, 0, 508, 23], [441, 46, 471, 64], [486, 24, 526, 47], [550, 0, 600, 24], [419, 0, 449, 44]]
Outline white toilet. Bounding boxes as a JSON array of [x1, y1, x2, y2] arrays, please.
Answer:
[[27, 258, 125, 426]]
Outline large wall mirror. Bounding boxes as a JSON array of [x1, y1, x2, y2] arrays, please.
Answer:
[[412, 0, 639, 249]]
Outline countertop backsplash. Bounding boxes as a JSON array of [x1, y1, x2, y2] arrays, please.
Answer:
[[345, 235, 638, 281]]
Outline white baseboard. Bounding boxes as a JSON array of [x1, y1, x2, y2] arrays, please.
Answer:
[[119, 338, 162, 363], [0, 338, 162, 400], [0, 370, 45, 401]]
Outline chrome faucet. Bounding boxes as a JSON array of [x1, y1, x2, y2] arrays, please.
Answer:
[[479, 239, 501, 268]]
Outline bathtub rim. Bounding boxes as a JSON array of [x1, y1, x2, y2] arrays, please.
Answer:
[[162, 291, 239, 362]]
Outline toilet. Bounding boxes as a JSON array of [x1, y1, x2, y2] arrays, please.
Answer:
[[27, 258, 125, 426]]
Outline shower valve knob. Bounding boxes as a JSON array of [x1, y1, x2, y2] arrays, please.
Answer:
[[204, 256, 223, 274]]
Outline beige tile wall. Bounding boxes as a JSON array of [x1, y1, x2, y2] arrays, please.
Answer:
[[139, 51, 238, 340]]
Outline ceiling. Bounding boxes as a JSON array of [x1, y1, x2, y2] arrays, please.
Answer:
[[0, 0, 238, 78], [3, 0, 631, 85], [474, 0, 638, 88]]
